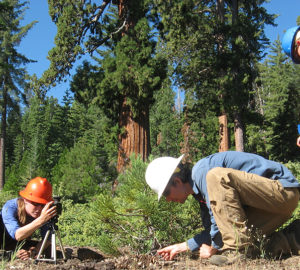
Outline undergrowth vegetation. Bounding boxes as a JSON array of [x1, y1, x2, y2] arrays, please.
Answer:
[[0, 157, 299, 256], [57, 156, 201, 256]]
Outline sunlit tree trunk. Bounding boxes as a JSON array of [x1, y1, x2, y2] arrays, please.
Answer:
[[219, 114, 228, 152], [216, 0, 229, 152], [115, 0, 153, 172], [117, 98, 150, 172], [231, 0, 244, 151], [0, 77, 7, 189]]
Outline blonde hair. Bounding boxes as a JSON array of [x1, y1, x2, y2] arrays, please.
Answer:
[[17, 198, 27, 226]]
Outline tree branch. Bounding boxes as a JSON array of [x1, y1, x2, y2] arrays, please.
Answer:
[[91, 0, 111, 23], [85, 17, 127, 53]]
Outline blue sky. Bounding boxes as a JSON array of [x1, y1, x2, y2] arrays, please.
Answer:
[[18, 0, 299, 103]]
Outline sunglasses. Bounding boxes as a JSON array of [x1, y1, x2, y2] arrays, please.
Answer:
[[28, 200, 44, 207]]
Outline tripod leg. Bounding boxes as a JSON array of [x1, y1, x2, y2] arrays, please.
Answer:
[[51, 231, 56, 263], [36, 229, 50, 260], [56, 230, 66, 260]]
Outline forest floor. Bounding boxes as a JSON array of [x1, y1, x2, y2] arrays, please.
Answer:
[[3, 246, 300, 270]]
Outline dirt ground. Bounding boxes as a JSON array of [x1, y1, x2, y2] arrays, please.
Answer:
[[4, 246, 300, 270]]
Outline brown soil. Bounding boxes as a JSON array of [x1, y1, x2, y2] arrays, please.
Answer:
[[4, 246, 300, 270]]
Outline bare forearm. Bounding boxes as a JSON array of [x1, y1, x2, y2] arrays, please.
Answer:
[[15, 217, 43, 241]]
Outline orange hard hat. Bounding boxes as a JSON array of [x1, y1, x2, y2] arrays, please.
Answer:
[[19, 177, 53, 204]]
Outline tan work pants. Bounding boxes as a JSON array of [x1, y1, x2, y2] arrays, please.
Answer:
[[206, 167, 299, 251]]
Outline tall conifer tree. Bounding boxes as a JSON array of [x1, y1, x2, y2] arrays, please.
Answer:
[[0, 0, 36, 188], [45, 1, 167, 172], [153, 0, 275, 155], [256, 38, 300, 161]]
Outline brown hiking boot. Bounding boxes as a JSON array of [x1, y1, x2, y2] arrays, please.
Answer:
[[282, 219, 300, 255], [209, 247, 257, 266], [266, 219, 300, 258], [209, 252, 246, 266]]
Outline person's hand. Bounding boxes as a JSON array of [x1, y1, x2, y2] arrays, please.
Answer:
[[199, 243, 218, 258], [157, 242, 188, 260], [17, 247, 38, 260], [38, 201, 57, 225], [29, 246, 38, 258], [16, 249, 31, 260], [297, 136, 300, 147]]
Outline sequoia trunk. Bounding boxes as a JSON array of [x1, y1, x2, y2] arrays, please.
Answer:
[[117, 98, 150, 172]]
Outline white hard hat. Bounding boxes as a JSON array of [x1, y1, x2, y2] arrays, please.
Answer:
[[145, 155, 184, 200]]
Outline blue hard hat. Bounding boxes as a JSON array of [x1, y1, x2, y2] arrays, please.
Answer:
[[282, 26, 300, 63]]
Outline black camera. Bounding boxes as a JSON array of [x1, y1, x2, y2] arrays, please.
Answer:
[[51, 196, 62, 224]]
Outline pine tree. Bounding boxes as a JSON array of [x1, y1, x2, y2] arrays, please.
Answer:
[[0, 0, 36, 188], [5, 92, 73, 189], [254, 38, 300, 161], [52, 104, 118, 202], [149, 80, 183, 157], [43, 1, 167, 172], [153, 0, 275, 154]]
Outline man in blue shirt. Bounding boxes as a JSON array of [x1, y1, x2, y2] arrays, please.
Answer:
[[145, 151, 300, 266]]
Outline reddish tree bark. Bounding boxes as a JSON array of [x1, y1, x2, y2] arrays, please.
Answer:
[[219, 114, 229, 152], [115, 0, 151, 172], [117, 98, 150, 172]]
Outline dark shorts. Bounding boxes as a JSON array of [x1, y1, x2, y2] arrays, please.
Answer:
[[0, 213, 38, 251]]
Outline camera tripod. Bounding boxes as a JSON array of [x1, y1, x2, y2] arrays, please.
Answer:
[[35, 220, 67, 264]]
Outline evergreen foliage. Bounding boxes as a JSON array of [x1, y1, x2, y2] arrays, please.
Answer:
[[55, 157, 300, 255], [252, 38, 300, 161], [153, 0, 276, 151], [150, 81, 183, 157], [57, 156, 201, 255], [52, 104, 118, 202], [52, 142, 102, 202], [0, 0, 299, 258], [0, 0, 37, 188]]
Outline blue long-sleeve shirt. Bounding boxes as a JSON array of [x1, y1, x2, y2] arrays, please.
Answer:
[[1, 198, 49, 240], [187, 151, 300, 251]]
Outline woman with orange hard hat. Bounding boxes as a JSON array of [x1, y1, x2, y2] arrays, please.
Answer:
[[0, 177, 57, 260]]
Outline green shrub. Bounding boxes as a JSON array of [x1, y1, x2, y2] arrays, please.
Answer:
[[57, 156, 201, 256], [52, 142, 104, 202], [85, 156, 200, 255], [0, 190, 16, 208], [285, 161, 300, 180]]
